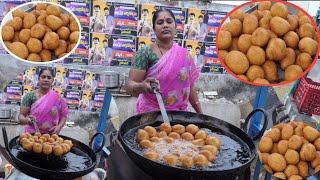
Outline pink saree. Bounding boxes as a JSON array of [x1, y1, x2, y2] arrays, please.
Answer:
[[25, 90, 69, 133], [136, 43, 199, 113]]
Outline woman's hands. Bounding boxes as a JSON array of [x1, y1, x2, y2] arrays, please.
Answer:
[[140, 77, 160, 93], [49, 124, 63, 134]]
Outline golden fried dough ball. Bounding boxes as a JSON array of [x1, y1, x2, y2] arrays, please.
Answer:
[[247, 46, 266, 65], [313, 32, 318, 41], [2, 26, 14, 41], [217, 30, 232, 50], [298, 23, 315, 39], [285, 149, 300, 165], [287, 15, 299, 31], [54, 40, 67, 57], [270, 2, 288, 18], [270, 17, 291, 37], [150, 137, 160, 143], [251, 27, 270, 47], [284, 31, 299, 49], [314, 138, 320, 151], [136, 129, 149, 143], [168, 132, 180, 139], [163, 154, 178, 166], [300, 143, 316, 161], [144, 126, 157, 137], [288, 135, 303, 151], [18, 29, 31, 44], [27, 38, 42, 53], [57, 26, 70, 41], [61, 143, 71, 154], [229, 38, 238, 51], [12, 8, 24, 19], [218, 50, 228, 63], [42, 32, 59, 50], [181, 132, 194, 141], [296, 53, 312, 71], [253, 78, 270, 84], [296, 11, 304, 18], [53, 145, 63, 156], [6, 17, 23, 31], [205, 136, 221, 149], [237, 34, 252, 54], [266, 29, 278, 39], [25, 132, 32, 139], [30, 24, 46, 39], [242, 14, 258, 34], [36, 3, 47, 11], [202, 145, 218, 155], [28, 138, 35, 143], [281, 124, 294, 140], [311, 151, 320, 168], [222, 19, 242, 37], [192, 139, 205, 146], [139, 140, 154, 149], [225, 50, 249, 75], [27, 53, 41, 62], [266, 38, 286, 61], [144, 151, 159, 161], [46, 15, 63, 31], [42, 143, 53, 155], [39, 49, 51, 62], [158, 131, 167, 138], [23, 13, 36, 29], [288, 175, 303, 180], [303, 126, 319, 142], [246, 65, 265, 82], [165, 137, 174, 143], [194, 130, 208, 140], [263, 164, 273, 174], [193, 154, 208, 166], [250, 10, 264, 21], [265, 128, 281, 143], [51, 134, 58, 140], [46, 4, 61, 17], [284, 65, 303, 81], [172, 124, 185, 135], [32, 142, 43, 153], [230, 9, 244, 22], [297, 161, 308, 178], [294, 125, 304, 137], [298, 15, 312, 27], [199, 150, 215, 161], [285, 165, 299, 178], [35, 138, 43, 144], [185, 124, 199, 135], [280, 48, 296, 71], [56, 137, 64, 144], [160, 123, 172, 134], [258, 1, 271, 11], [67, 43, 77, 53], [268, 153, 287, 172], [259, 137, 273, 153], [262, 60, 277, 83], [22, 139, 33, 151], [258, 152, 270, 164], [47, 137, 55, 143], [179, 155, 194, 168], [59, 13, 70, 26], [69, 20, 79, 32], [238, 75, 248, 81], [8, 42, 29, 59], [273, 172, 286, 179], [299, 37, 318, 56], [259, 16, 271, 30]]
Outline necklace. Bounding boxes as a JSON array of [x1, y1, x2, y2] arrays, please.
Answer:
[[156, 42, 164, 56]]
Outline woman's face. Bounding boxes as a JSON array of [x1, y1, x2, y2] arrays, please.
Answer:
[[153, 11, 176, 40], [38, 70, 53, 89]]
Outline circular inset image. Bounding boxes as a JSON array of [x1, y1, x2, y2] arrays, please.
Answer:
[[0, 1, 81, 64], [216, 1, 319, 86]]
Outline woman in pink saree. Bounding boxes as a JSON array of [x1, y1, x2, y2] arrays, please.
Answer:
[[127, 9, 202, 114], [19, 68, 69, 134]]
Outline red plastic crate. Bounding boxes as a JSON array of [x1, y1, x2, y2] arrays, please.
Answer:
[[294, 77, 320, 116]]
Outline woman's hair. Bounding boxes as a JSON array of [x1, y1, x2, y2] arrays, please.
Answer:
[[152, 9, 176, 29], [38, 68, 54, 79]]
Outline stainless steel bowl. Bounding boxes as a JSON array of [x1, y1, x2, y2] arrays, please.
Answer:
[[97, 71, 120, 89]]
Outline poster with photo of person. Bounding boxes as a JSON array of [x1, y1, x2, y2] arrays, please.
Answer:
[[184, 8, 206, 41], [138, 4, 158, 38], [110, 34, 136, 66], [53, 67, 68, 89], [90, 1, 110, 33], [64, 89, 81, 111], [136, 37, 154, 50], [23, 68, 38, 87], [89, 33, 113, 66], [112, 2, 139, 36], [61, 0, 90, 27], [201, 42, 224, 74], [206, 11, 226, 43], [4, 84, 22, 105], [66, 69, 84, 91], [53, 87, 65, 98], [160, 6, 186, 40], [82, 71, 98, 91], [183, 40, 205, 72], [79, 90, 93, 111], [75, 26, 90, 57]]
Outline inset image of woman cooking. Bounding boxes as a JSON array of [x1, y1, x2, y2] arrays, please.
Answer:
[[18, 68, 69, 134], [127, 9, 203, 114]]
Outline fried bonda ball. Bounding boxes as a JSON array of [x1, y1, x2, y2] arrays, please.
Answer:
[[267, 153, 287, 172], [165, 137, 175, 143], [179, 155, 194, 168], [192, 139, 205, 146], [139, 140, 154, 149], [262, 60, 277, 83], [270, 2, 288, 18], [288, 135, 303, 151], [57, 26, 70, 41], [311, 151, 320, 168], [19, 29, 31, 44], [144, 151, 159, 161], [60, 14, 70, 26], [42, 32, 59, 50], [265, 128, 281, 143], [225, 51, 249, 75], [284, 65, 303, 81], [181, 132, 194, 141], [185, 124, 199, 135], [266, 38, 286, 61], [242, 14, 258, 34], [258, 1, 271, 11], [144, 126, 157, 137], [281, 124, 294, 140], [284, 31, 299, 49], [247, 46, 266, 65], [300, 143, 316, 161], [42, 143, 53, 155], [218, 30, 232, 50], [205, 136, 221, 149], [39, 49, 51, 62], [199, 150, 215, 161], [158, 131, 167, 138], [27, 38, 42, 53], [238, 75, 249, 81], [22, 139, 33, 151], [160, 123, 172, 134], [6, 17, 23, 31], [202, 145, 218, 155], [193, 154, 209, 166], [229, 9, 244, 22], [218, 50, 228, 63], [299, 15, 312, 27], [2, 26, 14, 41], [53, 145, 64, 156], [32, 142, 43, 154], [221, 19, 242, 37], [46, 4, 61, 17], [172, 124, 185, 135], [280, 48, 296, 71], [150, 137, 161, 143], [27, 53, 41, 62], [163, 153, 178, 166], [259, 16, 271, 30], [273, 172, 286, 179], [168, 132, 180, 139], [288, 175, 303, 180], [296, 53, 312, 71], [136, 129, 149, 143], [30, 24, 46, 39], [314, 138, 320, 151], [23, 13, 36, 29], [285, 149, 300, 165], [297, 161, 308, 178], [251, 27, 270, 47], [54, 40, 67, 57], [298, 23, 315, 39], [287, 15, 299, 31], [9, 42, 29, 59], [46, 15, 63, 31], [259, 137, 273, 153], [263, 164, 273, 174], [303, 126, 319, 142], [194, 130, 207, 140], [68, 20, 79, 32], [258, 152, 270, 164], [284, 165, 299, 178], [246, 65, 265, 82], [12, 8, 24, 19], [299, 37, 318, 56], [237, 34, 252, 54]]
